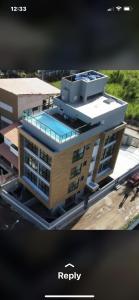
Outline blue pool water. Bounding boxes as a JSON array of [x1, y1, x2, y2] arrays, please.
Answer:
[[28, 113, 77, 142]]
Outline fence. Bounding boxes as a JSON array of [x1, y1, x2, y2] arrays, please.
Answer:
[[0, 163, 139, 230]]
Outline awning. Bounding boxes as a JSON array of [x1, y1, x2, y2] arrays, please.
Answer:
[[0, 143, 18, 169]]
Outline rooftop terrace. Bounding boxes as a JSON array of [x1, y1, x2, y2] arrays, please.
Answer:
[[23, 111, 78, 144], [22, 105, 96, 144]]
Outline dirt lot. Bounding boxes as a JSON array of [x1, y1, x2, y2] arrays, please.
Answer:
[[72, 184, 139, 230]]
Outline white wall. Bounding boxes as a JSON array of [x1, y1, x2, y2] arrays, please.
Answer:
[[18, 94, 52, 118]]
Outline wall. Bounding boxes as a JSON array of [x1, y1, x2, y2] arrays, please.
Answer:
[[18, 94, 58, 119], [122, 134, 139, 148], [0, 88, 18, 122], [92, 124, 126, 183], [49, 135, 96, 208], [81, 77, 108, 102], [61, 75, 108, 104]]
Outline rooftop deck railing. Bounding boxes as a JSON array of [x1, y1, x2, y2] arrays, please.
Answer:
[[22, 111, 77, 144]]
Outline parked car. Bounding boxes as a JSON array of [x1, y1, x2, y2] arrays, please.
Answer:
[[127, 172, 139, 188]]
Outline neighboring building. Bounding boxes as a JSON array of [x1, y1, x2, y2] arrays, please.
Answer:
[[0, 122, 20, 170], [0, 78, 60, 128], [18, 71, 127, 210], [122, 125, 139, 148]]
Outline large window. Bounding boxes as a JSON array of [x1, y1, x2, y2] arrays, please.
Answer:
[[38, 179, 49, 196], [98, 160, 111, 174], [70, 164, 82, 179], [102, 145, 114, 160], [68, 179, 79, 193], [72, 147, 84, 163], [105, 133, 117, 145], [25, 140, 38, 155], [25, 168, 37, 185], [40, 149, 52, 166], [0, 101, 13, 113], [24, 168, 49, 198], [39, 164, 50, 182], [25, 153, 38, 172]]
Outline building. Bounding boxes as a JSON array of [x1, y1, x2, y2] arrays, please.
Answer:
[[0, 78, 60, 128], [122, 125, 139, 148], [0, 122, 20, 171], [18, 71, 127, 210]]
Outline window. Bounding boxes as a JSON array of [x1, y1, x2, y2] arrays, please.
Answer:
[[42, 100, 47, 110], [70, 164, 82, 179], [94, 139, 100, 146], [32, 106, 39, 113], [43, 100, 47, 106], [38, 179, 49, 196], [25, 153, 38, 171], [11, 144, 18, 151], [25, 168, 37, 185], [105, 133, 117, 145], [98, 160, 111, 174], [0, 101, 13, 113], [68, 179, 79, 193], [40, 149, 52, 166], [72, 147, 84, 163], [26, 140, 38, 155], [83, 160, 87, 166], [86, 144, 91, 150], [39, 164, 50, 182], [102, 145, 114, 159]]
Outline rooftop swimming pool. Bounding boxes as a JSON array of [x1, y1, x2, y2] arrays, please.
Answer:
[[24, 112, 78, 143]]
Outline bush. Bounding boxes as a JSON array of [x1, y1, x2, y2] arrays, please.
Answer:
[[105, 83, 124, 99], [108, 71, 124, 84]]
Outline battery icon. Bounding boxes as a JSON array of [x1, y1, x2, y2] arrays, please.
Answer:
[[123, 6, 131, 11]]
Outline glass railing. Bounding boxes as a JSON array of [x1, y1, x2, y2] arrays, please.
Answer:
[[23, 111, 77, 144]]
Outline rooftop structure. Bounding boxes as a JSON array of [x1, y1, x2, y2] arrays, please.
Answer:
[[0, 78, 60, 95], [0, 78, 60, 126], [60, 94, 124, 120]]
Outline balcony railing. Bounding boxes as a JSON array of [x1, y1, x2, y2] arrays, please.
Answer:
[[22, 111, 77, 144]]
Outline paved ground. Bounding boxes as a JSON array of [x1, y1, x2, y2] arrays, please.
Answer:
[[111, 146, 139, 179], [72, 185, 139, 230]]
